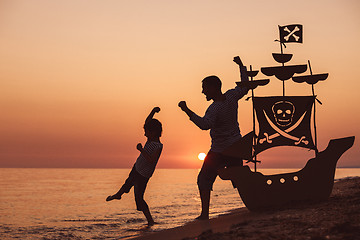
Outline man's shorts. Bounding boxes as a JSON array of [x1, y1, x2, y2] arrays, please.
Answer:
[[197, 151, 243, 191]]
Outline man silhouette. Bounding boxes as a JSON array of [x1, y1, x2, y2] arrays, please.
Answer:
[[178, 57, 249, 220]]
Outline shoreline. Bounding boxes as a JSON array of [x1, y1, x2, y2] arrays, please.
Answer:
[[132, 177, 360, 240]]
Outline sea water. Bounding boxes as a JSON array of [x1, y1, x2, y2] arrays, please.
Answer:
[[1, 168, 359, 239]]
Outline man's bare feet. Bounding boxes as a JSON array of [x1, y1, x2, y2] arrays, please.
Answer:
[[106, 194, 121, 201], [195, 215, 209, 220]]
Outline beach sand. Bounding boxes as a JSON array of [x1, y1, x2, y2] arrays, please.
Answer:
[[133, 177, 360, 240]]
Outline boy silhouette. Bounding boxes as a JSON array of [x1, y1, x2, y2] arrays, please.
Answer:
[[106, 107, 163, 226]]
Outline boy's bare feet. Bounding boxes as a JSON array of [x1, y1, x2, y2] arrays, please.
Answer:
[[147, 220, 155, 226], [106, 194, 121, 201]]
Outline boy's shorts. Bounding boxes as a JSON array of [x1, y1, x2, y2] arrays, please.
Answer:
[[121, 166, 150, 211], [197, 151, 243, 191]]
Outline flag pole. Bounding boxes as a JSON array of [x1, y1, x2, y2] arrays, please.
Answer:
[[280, 37, 286, 97]]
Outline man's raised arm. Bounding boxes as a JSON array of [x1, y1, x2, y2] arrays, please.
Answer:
[[232, 56, 250, 99], [233, 56, 249, 82]]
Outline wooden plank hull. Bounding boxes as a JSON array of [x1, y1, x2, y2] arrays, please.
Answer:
[[218, 136, 355, 211]]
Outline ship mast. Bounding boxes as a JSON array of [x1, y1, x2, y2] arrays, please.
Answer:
[[249, 65, 258, 172], [308, 60, 319, 156], [242, 65, 269, 172], [233, 57, 269, 172]]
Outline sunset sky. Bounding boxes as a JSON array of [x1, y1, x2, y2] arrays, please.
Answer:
[[1, 0, 359, 169]]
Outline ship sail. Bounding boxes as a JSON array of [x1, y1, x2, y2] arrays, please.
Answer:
[[253, 96, 316, 154], [261, 64, 307, 81]]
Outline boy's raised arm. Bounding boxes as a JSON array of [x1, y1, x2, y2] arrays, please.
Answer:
[[145, 107, 160, 124]]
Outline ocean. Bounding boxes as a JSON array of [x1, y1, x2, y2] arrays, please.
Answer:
[[1, 168, 360, 239]]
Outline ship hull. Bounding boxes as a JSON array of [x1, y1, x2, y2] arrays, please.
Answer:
[[218, 136, 355, 211]]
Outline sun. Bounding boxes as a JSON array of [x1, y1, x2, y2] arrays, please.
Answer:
[[198, 153, 206, 161]]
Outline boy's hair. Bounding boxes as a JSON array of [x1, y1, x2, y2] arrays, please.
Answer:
[[202, 75, 222, 90], [144, 118, 162, 137]]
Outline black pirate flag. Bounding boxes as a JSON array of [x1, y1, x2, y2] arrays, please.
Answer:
[[279, 24, 303, 43], [253, 96, 315, 154]]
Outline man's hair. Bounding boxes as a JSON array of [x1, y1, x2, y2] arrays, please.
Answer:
[[144, 118, 162, 137], [202, 75, 222, 90]]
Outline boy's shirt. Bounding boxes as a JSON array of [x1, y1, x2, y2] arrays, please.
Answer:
[[135, 141, 163, 178]]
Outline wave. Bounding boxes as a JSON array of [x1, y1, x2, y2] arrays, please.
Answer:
[[63, 218, 115, 222], [126, 218, 145, 224]]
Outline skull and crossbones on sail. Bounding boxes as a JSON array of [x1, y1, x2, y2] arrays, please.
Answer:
[[259, 100, 309, 145], [253, 96, 315, 154]]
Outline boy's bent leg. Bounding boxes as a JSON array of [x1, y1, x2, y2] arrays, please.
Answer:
[[106, 167, 137, 201], [106, 184, 128, 201]]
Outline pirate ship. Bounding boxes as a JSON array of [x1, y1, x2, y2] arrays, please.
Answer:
[[219, 24, 355, 211]]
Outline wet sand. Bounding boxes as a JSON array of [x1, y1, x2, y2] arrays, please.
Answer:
[[133, 177, 360, 240]]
